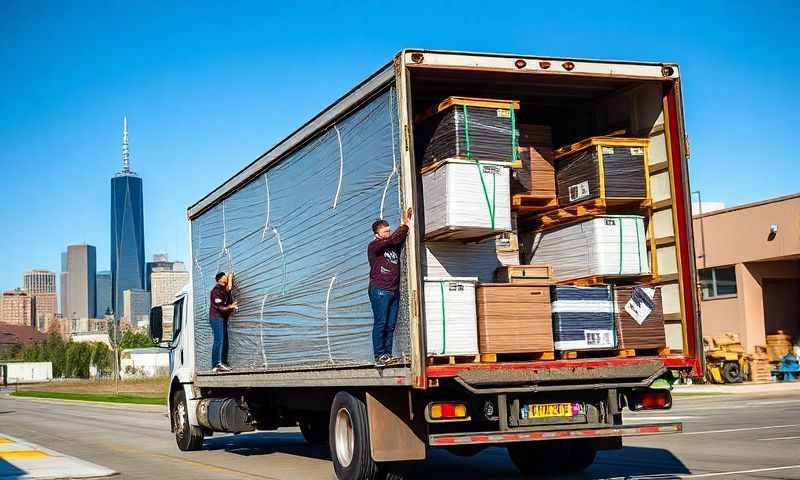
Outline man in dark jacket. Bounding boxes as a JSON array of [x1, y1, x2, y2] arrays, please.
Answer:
[[367, 207, 412, 366], [210, 271, 238, 373]]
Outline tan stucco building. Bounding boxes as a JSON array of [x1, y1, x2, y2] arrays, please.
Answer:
[[693, 193, 800, 352]]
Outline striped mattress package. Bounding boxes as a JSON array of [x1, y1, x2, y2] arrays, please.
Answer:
[[551, 285, 616, 351]]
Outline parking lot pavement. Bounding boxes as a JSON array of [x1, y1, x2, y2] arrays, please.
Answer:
[[1, 390, 800, 479]]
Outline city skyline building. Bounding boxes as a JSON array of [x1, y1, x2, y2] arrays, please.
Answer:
[[1, 289, 35, 327], [145, 253, 173, 292], [150, 267, 189, 338], [66, 244, 96, 320], [59, 251, 68, 316], [96, 270, 112, 317], [123, 288, 150, 330], [111, 116, 145, 319], [23, 269, 56, 294], [23, 269, 57, 331]]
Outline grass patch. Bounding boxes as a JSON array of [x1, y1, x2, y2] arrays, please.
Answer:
[[11, 390, 165, 405], [17, 377, 169, 396]]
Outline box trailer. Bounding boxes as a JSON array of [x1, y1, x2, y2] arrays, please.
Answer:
[[152, 49, 701, 479]]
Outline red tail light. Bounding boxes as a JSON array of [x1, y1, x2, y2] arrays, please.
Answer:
[[628, 389, 672, 411]]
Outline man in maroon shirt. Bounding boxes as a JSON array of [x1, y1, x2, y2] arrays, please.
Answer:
[[209, 271, 238, 373], [368, 207, 412, 366]]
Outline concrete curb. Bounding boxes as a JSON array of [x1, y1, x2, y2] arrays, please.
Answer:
[[1, 393, 167, 414], [674, 381, 800, 395]]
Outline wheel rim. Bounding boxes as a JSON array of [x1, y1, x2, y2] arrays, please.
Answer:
[[334, 407, 354, 467], [175, 399, 187, 440]]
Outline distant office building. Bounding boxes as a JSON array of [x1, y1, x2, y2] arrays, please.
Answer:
[[66, 244, 97, 320], [145, 253, 174, 292], [23, 270, 56, 294], [123, 288, 150, 330], [1, 289, 35, 327], [22, 269, 57, 332], [111, 116, 145, 319], [151, 269, 189, 337], [96, 270, 112, 317], [59, 252, 69, 316]]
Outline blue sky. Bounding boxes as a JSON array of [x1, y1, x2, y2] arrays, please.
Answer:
[[1, 1, 798, 291]]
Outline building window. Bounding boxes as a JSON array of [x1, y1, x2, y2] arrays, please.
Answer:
[[699, 266, 737, 299]]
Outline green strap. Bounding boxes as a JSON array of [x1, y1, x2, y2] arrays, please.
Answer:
[[618, 217, 624, 275], [634, 218, 642, 273], [510, 103, 518, 162], [439, 281, 447, 354], [462, 104, 496, 229]]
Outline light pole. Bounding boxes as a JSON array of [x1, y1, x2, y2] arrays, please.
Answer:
[[107, 308, 119, 396]]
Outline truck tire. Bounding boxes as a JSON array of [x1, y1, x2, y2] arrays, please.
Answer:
[[300, 413, 329, 445], [507, 442, 568, 475], [329, 391, 379, 480], [722, 362, 743, 384], [562, 441, 597, 472], [173, 389, 204, 451]]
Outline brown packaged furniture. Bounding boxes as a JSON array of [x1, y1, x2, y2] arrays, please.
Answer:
[[477, 283, 554, 354], [495, 265, 551, 284], [613, 285, 666, 350], [514, 124, 555, 197]]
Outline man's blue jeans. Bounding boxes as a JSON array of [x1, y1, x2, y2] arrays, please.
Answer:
[[210, 317, 228, 367], [369, 286, 399, 359]]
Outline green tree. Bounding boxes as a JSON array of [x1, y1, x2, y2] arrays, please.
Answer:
[[119, 330, 155, 350], [64, 342, 92, 378], [90, 342, 112, 377], [43, 332, 67, 378], [21, 343, 42, 362]]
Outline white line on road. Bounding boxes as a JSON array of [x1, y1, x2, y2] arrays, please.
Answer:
[[682, 423, 800, 435], [679, 464, 800, 478], [757, 435, 800, 441]]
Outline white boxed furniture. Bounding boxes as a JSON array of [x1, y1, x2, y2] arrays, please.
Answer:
[[422, 159, 511, 240], [423, 240, 502, 283], [528, 215, 649, 282], [424, 277, 479, 356]]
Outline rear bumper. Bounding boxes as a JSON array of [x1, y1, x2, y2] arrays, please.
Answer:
[[429, 422, 682, 446]]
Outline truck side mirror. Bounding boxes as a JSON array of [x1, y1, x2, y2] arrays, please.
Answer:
[[150, 306, 163, 343]]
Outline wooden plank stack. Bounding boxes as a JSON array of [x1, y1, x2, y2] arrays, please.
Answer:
[[613, 285, 666, 351], [766, 331, 793, 362], [749, 345, 772, 383], [514, 124, 556, 198]]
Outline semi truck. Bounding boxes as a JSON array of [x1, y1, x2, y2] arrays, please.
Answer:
[[150, 49, 702, 479]]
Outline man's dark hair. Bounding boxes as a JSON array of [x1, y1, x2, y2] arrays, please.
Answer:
[[215, 272, 226, 282], [372, 219, 389, 234]]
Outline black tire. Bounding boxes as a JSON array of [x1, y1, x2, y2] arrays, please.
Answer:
[[173, 389, 204, 451], [300, 413, 329, 445], [329, 391, 379, 480], [562, 442, 597, 473], [722, 362, 743, 384], [507, 442, 568, 475]]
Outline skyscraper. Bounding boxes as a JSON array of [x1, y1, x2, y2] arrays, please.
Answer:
[[0, 289, 35, 327], [145, 253, 173, 292], [111, 116, 145, 318], [60, 252, 69, 316], [150, 264, 189, 338], [66, 244, 97, 320], [23, 270, 57, 332], [96, 270, 112, 317]]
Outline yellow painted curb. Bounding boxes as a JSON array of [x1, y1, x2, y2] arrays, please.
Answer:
[[0, 449, 50, 459], [0, 437, 13, 444]]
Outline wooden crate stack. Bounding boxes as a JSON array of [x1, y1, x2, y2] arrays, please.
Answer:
[[749, 345, 772, 383]]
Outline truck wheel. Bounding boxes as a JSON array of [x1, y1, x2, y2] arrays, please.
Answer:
[[329, 391, 379, 480], [562, 442, 597, 472], [507, 442, 567, 475], [173, 389, 204, 451], [300, 413, 329, 445], [722, 362, 743, 384]]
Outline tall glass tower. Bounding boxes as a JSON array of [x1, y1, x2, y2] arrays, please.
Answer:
[[111, 116, 145, 318]]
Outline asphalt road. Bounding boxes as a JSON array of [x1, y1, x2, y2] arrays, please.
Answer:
[[1, 391, 800, 479]]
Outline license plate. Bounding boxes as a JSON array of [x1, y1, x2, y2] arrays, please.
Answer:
[[527, 403, 575, 419]]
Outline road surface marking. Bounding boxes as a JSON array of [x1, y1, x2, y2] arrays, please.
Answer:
[[0, 437, 11, 444], [679, 464, 800, 477], [682, 423, 800, 435], [757, 435, 800, 441], [0, 449, 50, 459]]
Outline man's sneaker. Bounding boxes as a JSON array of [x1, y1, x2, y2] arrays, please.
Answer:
[[217, 363, 232, 372], [211, 366, 220, 374]]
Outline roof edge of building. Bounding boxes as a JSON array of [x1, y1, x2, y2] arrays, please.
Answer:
[[693, 192, 800, 219]]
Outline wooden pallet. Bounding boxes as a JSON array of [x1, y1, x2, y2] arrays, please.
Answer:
[[426, 354, 481, 366], [615, 347, 671, 358], [479, 351, 555, 363], [532, 197, 651, 228], [557, 274, 656, 287], [512, 194, 558, 214]]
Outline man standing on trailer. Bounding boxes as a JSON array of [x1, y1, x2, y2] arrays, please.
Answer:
[[368, 207, 413, 367], [210, 272, 238, 373]]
